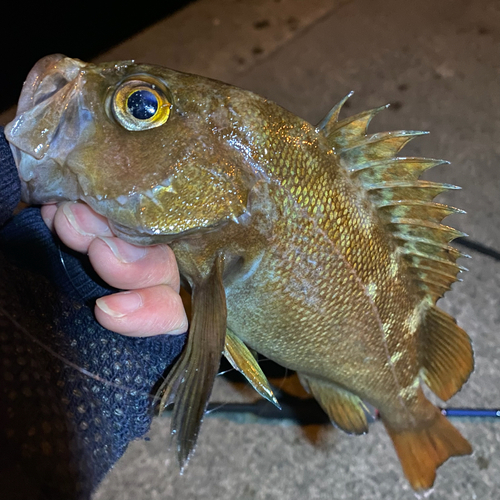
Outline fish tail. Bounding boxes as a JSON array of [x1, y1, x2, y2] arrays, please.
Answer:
[[383, 408, 472, 491]]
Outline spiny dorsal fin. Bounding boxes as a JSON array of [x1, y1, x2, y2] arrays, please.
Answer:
[[377, 201, 465, 224], [350, 158, 448, 182], [340, 131, 429, 166], [319, 94, 468, 304], [399, 238, 466, 264], [316, 91, 354, 133]]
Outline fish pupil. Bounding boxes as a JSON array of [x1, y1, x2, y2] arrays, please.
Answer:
[[127, 90, 158, 120]]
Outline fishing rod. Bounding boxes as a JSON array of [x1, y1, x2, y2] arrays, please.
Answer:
[[200, 391, 500, 425], [198, 393, 500, 425]]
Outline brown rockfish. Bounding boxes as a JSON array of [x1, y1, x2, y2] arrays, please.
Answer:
[[5, 55, 473, 490]]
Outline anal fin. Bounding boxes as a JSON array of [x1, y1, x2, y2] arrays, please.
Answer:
[[156, 254, 227, 470], [420, 306, 473, 401], [224, 329, 280, 408], [301, 375, 369, 434], [383, 408, 472, 491]]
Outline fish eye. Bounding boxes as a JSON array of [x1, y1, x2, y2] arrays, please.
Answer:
[[112, 78, 172, 131], [127, 90, 158, 120]]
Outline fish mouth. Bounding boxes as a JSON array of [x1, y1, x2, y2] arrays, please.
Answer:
[[4, 55, 91, 204], [16, 54, 84, 117], [16, 54, 66, 115], [5, 55, 87, 162], [81, 188, 241, 246]]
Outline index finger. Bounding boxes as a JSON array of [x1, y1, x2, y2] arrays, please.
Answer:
[[43, 201, 113, 253]]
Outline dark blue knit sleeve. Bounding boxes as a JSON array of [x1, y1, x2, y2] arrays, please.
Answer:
[[0, 127, 21, 226], [0, 126, 186, 499]]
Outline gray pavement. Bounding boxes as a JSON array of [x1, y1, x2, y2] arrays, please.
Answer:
[[20, 0, 499, 498]]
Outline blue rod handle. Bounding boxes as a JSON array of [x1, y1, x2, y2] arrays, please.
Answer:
[[441, 408, 500, 418]]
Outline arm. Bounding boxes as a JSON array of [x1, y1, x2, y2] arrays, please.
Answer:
[[0, 126, 187, 499]]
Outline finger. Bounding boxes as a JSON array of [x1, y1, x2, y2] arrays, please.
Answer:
[[51, 201, 113, 253], [88, 237, 181, 292], [41, 204, 57, 232], [95, 286, 188, 336]]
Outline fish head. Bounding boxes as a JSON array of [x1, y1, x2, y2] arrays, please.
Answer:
[[5, 55, 257, 244]]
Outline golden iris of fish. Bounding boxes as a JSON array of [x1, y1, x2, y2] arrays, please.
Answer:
[[5, 55, 474, 491]]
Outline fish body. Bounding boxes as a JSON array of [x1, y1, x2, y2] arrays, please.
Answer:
[[5, 55, 473, 490]]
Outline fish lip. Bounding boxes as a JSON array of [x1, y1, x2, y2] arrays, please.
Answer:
[[4, 55, 90, 204], [5, 54, 87, 161], [16, 54, 67, 115]]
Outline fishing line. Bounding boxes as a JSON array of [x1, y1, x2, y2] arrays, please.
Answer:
[[204, 402, 232, 415], [216, 368, 236, 377], [0, 303, 142, 395], [58, 243, 87, 301]]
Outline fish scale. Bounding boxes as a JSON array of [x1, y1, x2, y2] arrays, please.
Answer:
[[5, 55, 473, 491], [224, 172, 413, 408], [249, 117, 418, 392]]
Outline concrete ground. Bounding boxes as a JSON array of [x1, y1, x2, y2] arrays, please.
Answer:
[[13, 0, 498, 498]]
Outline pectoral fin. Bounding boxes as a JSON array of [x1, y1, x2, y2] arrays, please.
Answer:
[[301, 375, 369, 435], [156, 254, 227, 470], [224, 329, 280, 409]]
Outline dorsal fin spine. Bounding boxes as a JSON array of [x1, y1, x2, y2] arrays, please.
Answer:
[[367, 181, 460, 191], [401, 249, 468, 272], [378, 202, 465, 225], [316, 91, 354, 132], [339, 131, 429, 166], [325, 106, 389, 148], [350, 157, 448, 174]]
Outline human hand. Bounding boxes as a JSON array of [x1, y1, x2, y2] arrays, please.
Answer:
[[41, 202, 188, 337]]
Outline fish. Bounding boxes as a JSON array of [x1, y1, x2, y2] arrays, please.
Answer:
[[5, 54, 474, 491]]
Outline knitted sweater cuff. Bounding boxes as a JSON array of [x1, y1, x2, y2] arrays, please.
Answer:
[[0, 126, 21, 226]]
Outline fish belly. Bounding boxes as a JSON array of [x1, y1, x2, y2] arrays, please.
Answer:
[[225, 233, 420, 415]]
